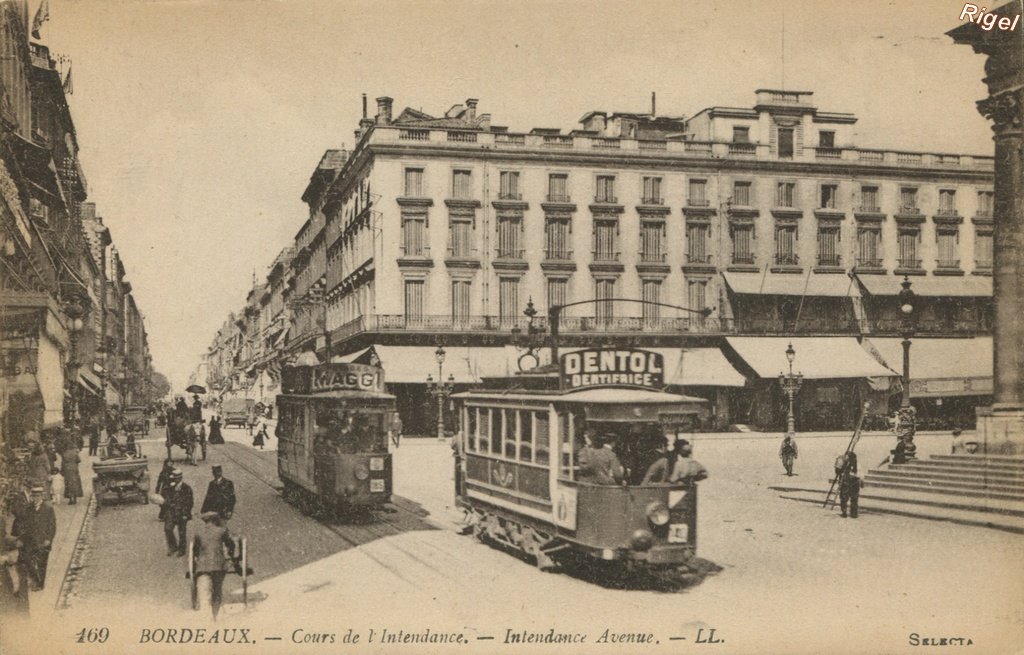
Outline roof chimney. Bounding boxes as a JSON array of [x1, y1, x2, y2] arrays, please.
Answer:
[[362, 93, 368, 119], [651, 92, 656, 117], [375, 96, 393, 125], [465, 98, 478, 122]]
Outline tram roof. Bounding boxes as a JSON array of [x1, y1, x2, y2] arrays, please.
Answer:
[[452, 387, 707, 405]]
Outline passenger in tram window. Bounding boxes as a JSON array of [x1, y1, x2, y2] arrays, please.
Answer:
[[576, 433, 624, 485], [668, 439, 708, 484], [641, 438, 672, 485]]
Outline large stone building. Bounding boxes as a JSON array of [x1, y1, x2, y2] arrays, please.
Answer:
[[205, 90, 995, 434], [0, 1, 159, 467]]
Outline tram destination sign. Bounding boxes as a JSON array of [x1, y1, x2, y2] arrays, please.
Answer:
[[560, 348, 664, 390], [281, 363, 386, 395]]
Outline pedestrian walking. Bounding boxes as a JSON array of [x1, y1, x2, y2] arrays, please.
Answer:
[[155, 459, 175, 521], [200, 466, 236, 521], [834, 451, 861, 518], [207, 415, 224, 445], [11, 484, 56, 590], [0, 508, 29, 614], [162, 469, 193, 557], [779, 434, 798, 476], [87, 416, 101, 456], [252, 412, 268, 449], [192, 511, 236, 621], [388, 414, 403, 447], [60, 443, 84, 505]]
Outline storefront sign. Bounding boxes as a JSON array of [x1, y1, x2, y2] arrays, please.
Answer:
[[282, 363, 385, 395], [560, 349, 664, 390]]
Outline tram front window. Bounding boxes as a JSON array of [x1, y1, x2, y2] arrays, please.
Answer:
[[313, 408, 387, 454], [580, 421, 668, 486]]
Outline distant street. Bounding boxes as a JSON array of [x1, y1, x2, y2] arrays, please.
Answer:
[[37, 424, 1022, 655]]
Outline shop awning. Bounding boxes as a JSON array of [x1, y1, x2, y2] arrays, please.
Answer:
[[648, 348, 747, 387], [722, 271, 860, 297], [861, 337, 992, 397], [37, 335, 64, 426], [339, 345, 513, 384], [858, 275, 992, 297], [725, 337, 898, 380], [78, 370, 103, 397]]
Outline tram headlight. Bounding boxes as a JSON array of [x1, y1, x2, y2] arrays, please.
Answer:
[[630, 529, 654, 551], [354, 466, 370, 481], [646, 502, 670, 526]]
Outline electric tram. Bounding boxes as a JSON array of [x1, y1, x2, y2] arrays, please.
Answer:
[[276, 363, 397, 513], [453, 348, 708, 569]]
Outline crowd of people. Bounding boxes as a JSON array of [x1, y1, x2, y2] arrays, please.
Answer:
[[574, 426, 710, 487]]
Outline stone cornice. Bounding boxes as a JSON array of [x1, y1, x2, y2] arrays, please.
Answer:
[[445, 198, 482, 209], [894, 212, 926, 224], [541, 201, 577, 213], [396, 257, 434, 269], [636, 204, 671, 216], [854, 211, 886, 223], [588, 262, 625, 274], [971, 215, 994, 226], [540, 261, 577, 273], [491, 200, 528, 211], [682, 206, 717, 218], [589, 203, 625, 215], [813, 209, 846, 222], [771, 208, 803, 220], [932, 213, 964, 226], [444, 257, 481, 270], [492, 259, 529, 272], [396, 196, 433, 208]]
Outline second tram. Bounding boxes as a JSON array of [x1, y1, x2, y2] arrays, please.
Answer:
[[453, 348, 708, 570], [276, 363, 397, 514]]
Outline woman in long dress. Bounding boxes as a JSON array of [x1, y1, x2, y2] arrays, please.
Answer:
[[207, 415, 224, 445], [61, 444, 84, 505]]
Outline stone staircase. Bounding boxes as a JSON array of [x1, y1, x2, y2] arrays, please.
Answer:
[[777, 454, 1024, 534]]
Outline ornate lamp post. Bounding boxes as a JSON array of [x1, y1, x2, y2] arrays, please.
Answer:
[[63, 299, 87, 426], [777, 342, 803, 437], [896, 275, 917, 455], [426, 345, 454, 441]]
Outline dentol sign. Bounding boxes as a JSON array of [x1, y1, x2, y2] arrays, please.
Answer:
[[561, 349, 664, 390]]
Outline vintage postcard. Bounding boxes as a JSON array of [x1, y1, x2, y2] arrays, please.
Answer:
[[1, 0, 1022, 654]]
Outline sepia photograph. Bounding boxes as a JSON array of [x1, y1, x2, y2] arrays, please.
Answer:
[[0, 0, 1022, 653]]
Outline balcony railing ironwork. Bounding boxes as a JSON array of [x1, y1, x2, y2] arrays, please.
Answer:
[[495, 248, 526, 259], [732, 253, 756, 265], [816, 254, 842, 267], [594, 195, 618, 204], [639, 251, 667, 263], [546, 193, 571, 203], [543, 248, 573, 260], [897, 258, 923, 269], [936, 259, 961, 269], [774, 253, 800, 266], [856, 257, 883, 268], [592, 250, 621, 262]]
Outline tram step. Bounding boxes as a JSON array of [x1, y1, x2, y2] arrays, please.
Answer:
[[862, 477, 1024, 503]]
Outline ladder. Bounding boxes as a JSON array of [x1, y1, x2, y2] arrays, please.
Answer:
[[823, 401, 869, 510]]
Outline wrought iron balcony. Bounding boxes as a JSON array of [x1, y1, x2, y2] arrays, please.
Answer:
[[856, 257, 883, 268], [546, 193, 572, 203], [897, 258, 922, 269], [543, 248, 573, 260], [639, 251, 667, 263], [816, 253, 842, 267], [936, 259, 961, 270], [732, 253, 756, 265], [774, 253, 800, 266]]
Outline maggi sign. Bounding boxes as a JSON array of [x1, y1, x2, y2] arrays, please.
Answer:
[[560, 349, 664, 390], [282, 363, 385, 395]]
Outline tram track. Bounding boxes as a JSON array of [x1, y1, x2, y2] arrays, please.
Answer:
[[214, 443, 474, 592]]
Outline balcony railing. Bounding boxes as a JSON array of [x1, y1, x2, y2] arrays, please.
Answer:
[[641, 196, 664, 205], [446, 246, 478, 258], [732, 253, 756, 265], [399, 244, 430, 257], [936, 259, 961, 269], [815, 147, 842, 160], [897, 258, 922, 269], [898, 205, 921, 215], [639, 251, 667, 263], [638, 140, 667, 151], [687, 197, 710, 207], [856, 257, 883, 268], [543, 135, 573, 147], [546, 193, 571, 203], [816, 254, 842, 267], [594, 195, 618, 204], [858, 205, 881, 213], [593, 138, 620, 149], [728, 143, 757, 156], [448, 131, 477, 143], [494, 133, 525, 146], [592, 250, 620, 262], [495, 248, 525, 259], [498, 192, 522, 201], [975, 259, 993, 270], [774, 253, 800, 266], [543, 248, 573, 260], [399, 129, 429, 141], [936, 208, 960, 217], [686, 253, 712, 264]]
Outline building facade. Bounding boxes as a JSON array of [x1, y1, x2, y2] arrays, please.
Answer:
[[204, 90, 995, 434]]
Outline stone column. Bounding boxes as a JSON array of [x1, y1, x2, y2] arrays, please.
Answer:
[[949, 6, 1024, 452]]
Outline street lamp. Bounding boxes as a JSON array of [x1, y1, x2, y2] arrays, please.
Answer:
[[778, 342, 803, 437], [426, 345, 454, 441], [895, 275, 917, 457], [510, 297, 544, 372]]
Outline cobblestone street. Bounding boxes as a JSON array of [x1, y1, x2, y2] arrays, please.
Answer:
[[17, 425, 1019, 655]]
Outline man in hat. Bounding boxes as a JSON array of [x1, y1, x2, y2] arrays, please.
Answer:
[[200, 466, 236, 521], [576, 432, 624, 485], [192, 511, 236, 620], [162, 469, 193, 556], [11, 484, 56, 590], [668, 439, 708, 484], [155, 459, 175, 521]]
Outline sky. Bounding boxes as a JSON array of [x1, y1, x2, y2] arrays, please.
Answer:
[[40, 0, 997, 390]]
